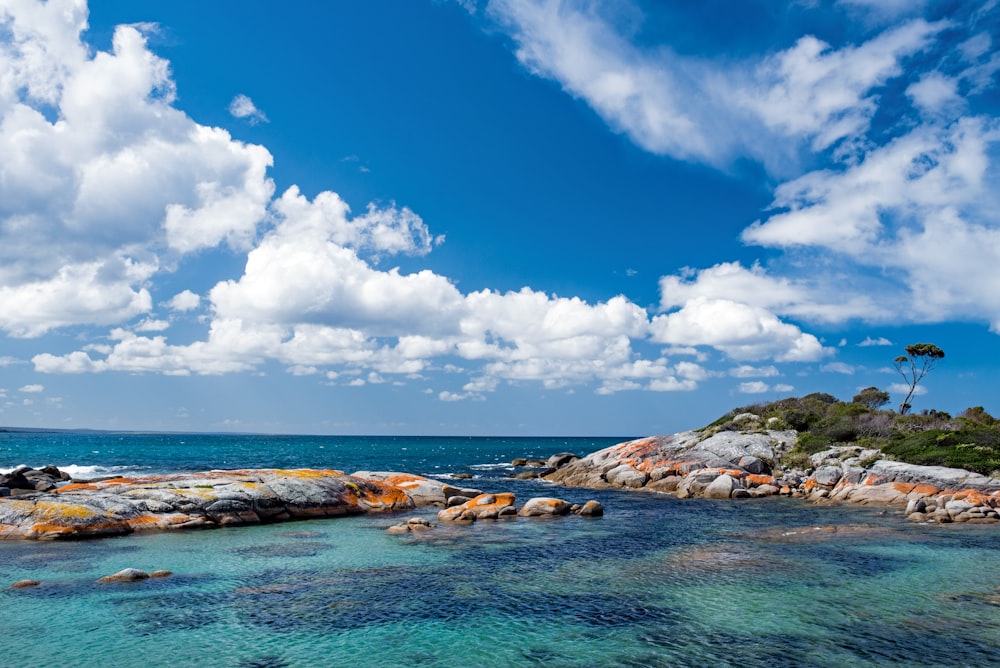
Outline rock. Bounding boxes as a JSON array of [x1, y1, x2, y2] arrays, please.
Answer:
[[386, 523, 410, 535], [703, 474, 738, 499], [10, 580, 41, 588], [149, 570, 173, 578], [576, 500, 604, 517], [0, 469, 415, 540], [738, 456, 766, 475], [0, 487, 9, 497], [450, 473, 473, 479], [811, 465, 843, 487], [546, 453, 579, 469], [514, 471, 540, 480], [731, 488, 751, 499], [605, 464, 649, 489], [511, 458, 528, 467], [518, 497, 572, 517], [99, 568, 150, 583], [437, 493, 517, 522]]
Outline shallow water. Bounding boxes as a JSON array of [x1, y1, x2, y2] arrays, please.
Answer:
[[2, 433, 999, 666]]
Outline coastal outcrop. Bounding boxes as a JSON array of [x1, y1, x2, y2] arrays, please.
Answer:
[[0, 468, 418, 540], [537, 425, 1000, 524], [0, 466, 603, 540]]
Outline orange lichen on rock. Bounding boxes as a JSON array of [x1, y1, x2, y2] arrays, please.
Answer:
[[745, 474, 776, 488], [437, 492, 517, 522], [892, 482, 916, 494], [910, 484, 939, 496], [953, 490, 991, 506], [384, 473, 431, 488]]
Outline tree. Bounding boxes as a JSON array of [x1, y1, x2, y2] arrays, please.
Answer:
[[893, 343, 945, 414], [852, 386, 890, 410]]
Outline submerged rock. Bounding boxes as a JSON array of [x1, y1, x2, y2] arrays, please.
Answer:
[[98, 568, 150, 583]]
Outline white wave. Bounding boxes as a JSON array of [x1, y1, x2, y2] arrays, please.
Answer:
[[0, 464, 150, 479], [469, 463, 515, 470]]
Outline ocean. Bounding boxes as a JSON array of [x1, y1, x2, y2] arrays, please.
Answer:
[[2, 431, 1000, 667]]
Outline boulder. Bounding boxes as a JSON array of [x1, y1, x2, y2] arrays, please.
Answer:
[[703, 474, 738, 499], [437, 493, 517, 522], [576, 500, 604, 517], [98, 568, 150, 583], [605, 464, 649, 489], [811, 466, 843, 487], [546, 453, 579, 469], [518, 497, 572, 517], [149, 570, 173, 578], [10, 580, 41, 588]]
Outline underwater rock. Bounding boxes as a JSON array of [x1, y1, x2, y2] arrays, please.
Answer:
[[10, 579, 41, 588], [99, 568, 149, 583]]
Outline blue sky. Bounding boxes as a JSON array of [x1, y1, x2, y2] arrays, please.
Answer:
[[0, 0, 998, 435]]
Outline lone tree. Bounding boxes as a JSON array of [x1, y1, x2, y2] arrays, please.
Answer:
[[893, 343, 945, 414], [852, 386, 890, 410]]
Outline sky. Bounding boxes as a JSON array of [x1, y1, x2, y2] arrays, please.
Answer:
[[0, 0, 998, 436]]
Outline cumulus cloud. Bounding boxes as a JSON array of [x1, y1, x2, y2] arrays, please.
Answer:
[[11, 0, 944, 401], [738, 381, 771, 394], [167, 290, 201, 312], [0, 2, 274, 336], [19, 384, 43, 393], [228, 94, 268, 124], [650, 298, 828, 362]]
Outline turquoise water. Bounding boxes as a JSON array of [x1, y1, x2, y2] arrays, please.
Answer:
[[2, 432, 1000, 666]]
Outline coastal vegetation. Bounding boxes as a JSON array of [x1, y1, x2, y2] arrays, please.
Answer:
[[705, 392, 1000, 476]]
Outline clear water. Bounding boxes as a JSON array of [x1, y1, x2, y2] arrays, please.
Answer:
[[2, 432, 999, 667]]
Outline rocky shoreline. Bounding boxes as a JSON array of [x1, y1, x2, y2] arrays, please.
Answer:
[[3, 416, 999, 540], [529, 419, 1000, 524], [0, 466, 602, 540]]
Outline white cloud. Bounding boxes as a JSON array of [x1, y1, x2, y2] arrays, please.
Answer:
[[167, 290, 201, 312], [774, 383, 795, 392], [859, 336, 893, 347], [134, 318, 169, 332], [821, 362, 856, 375], [487, 0, 943, 170], [650, 297, 828, 362], [19, 384, 43, 393], [228, 94, 268, 124], [906, 72, 962, 117], [738, 19, 943, 152], [729, 365, 780, 378], [742, 118, 1000, 330], [0, 5, 274, 336], [889, 383, 927, 396], [738, 381, 771, 394]]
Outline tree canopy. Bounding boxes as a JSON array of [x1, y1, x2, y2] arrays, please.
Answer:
[[893, 343, 945, 415]]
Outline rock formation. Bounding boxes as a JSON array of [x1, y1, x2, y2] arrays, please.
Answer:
[[538, 425, 1000, 524]]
